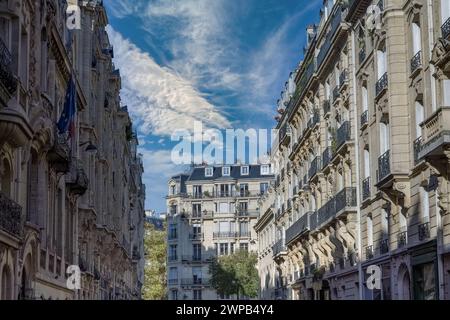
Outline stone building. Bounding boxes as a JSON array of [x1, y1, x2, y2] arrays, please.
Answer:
[[0, 0, 145, 300], [257, 0, 450, 300], [166, 164, 274, 300]]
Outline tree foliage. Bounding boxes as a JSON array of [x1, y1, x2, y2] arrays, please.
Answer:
[[142, 221, 167, 300], [209, 251, 259, 298]]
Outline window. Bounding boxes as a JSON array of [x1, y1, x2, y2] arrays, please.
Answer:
[[193, 185, 202, 197], [205, 167, 213, 177], [193, 244, 202, 261], [364, 150, 370, 179], [169, 245, 177, 260], [219, 184, 230, 197], [219, 243, 228, 256], [240, 243, 249, 252], [192, 224, 201, 238], [415, 101, 424, 138], [193, 289, 202, 300], [238, 202, 248, 214], [170, 185, 176, 195], [241, 166, 249, 175], [260, 183, 269, 195], [362, 86, 368, 113], [260, 165, 270, 175], [230, 242, 235, 254], [377, 49, 387, 79], [219, 202, 229, 213], [222, 166, 231, 176], [168, 224, 177, 240], [379, 122, 390, 154], [420, 186, 430, 222], [169, 267, 178, 282], [171, 290, 178, 300], [192, 203, 202, 217], [441, 0, 450, 24], [240, 222, 249, 237], [411, 22, 422, 55], [240, 184, 249, 197], [367, 215, 373, 247]]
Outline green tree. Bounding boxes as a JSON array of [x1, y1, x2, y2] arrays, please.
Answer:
[[209, 251, 259, 299], [142, 221, 167, 300]]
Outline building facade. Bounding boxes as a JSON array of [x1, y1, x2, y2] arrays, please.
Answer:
[[0, 0, 145, 300], [257, 0, 450, 300], [166, 164, 274, 300]]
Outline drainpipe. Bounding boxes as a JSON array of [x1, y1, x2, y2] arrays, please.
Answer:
[[427, 0, 445, 300], [351, 26, 364, 300]]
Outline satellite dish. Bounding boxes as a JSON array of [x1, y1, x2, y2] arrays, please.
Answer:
[[366, 4, 382, 32]]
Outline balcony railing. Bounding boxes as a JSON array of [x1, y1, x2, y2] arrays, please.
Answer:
[[418, 222, 430, 241], [322, 147, 333, 169], [360, 110, 368, 127], [0, 37, 17, 95], [414, 136, 423, 164], [398, 231, 407, 248], [0, 192, 23, 238], [285, 212, 311, 245], [377, 150, 391, 182], [279, 124, 291, 146], [419, 107, 450, 160], [380, 239, 389, 254], [213, 232, 237, 239], [307, 110, 320, 130], [181, 278, 206, 286], [308, 156, 321, 179], [375, 72, 388, 98], [317, 5, 344, 67], [362, 177, 371, 201], [336, 121, 351, 149], [442, 16, 450, 39], [272, 240, 287, 257], [47, 133, 71, 173], [410, 51, 422, 74], [366, 245, 374, 259], [323, 100, 331, 115], [333, 86, 340, 102], [317, 188, 356, 228]]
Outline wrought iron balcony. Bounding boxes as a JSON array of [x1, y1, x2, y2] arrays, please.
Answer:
[[362, 177, 371, 201], [0, 37, 17, 96], [442, 16, 450, 39], [317, 5, 345, 68], [335, 187, 357, 213], [366, 245, 374, 259], [410, 51, 422, 74], [414, 136, 423, 164], [360, 110, 368, 128], [0, 192, 23, 238], [322, 146, 333, 169], [285, 212, 311, 245], [279, 123, 291, 146], [336, 121, 351, 149], [398, 231, 407, 248], [323, 99, 331, 115], [317, 188, 356, 228], [375, 72, 388, 98], [339, 69, 348, 88], [377, 150, 391, 183], [308, 156, 321, 179], [333, 86, 340, 102], [418, 222, 430, 241], [359, 47, 366, 65], [181, 278, 206, 286], [307, 109, 320, 130], [66, 159, 89, 195], [379, 239, 389, 254], [272, 239, 287, 257], [418, 107, 450, 161], [213, 232, 237, 239]]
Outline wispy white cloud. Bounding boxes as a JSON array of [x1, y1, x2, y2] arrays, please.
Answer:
[[107, 26, 231, 137]]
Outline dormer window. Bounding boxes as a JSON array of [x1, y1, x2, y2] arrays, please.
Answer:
[[205, 167, 213, 177], [222, 166, 230, 176], [241, 166, 249, 176], [261, 165, 270, 175]]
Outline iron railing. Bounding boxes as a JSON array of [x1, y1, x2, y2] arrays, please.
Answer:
[[308, 156, 321, 179], [442, 16, 450, 39], [377, 150, 391, 182], [336, 121, 351, 149], [362, 177, 371, 201], [410, 51, 422, 74], [418, 222, 430, 241], [285, 213, 311, 245], [333, 86, 340, 102], [375, 72, 388, 97], [213, 232, 237, 239], [322, 146, 333, 169], [380, 238, 389, 254], [272, 239, 287, 257], [360, 110, 368, 127], [339, 69, 348, 87], [0, 192, 23, 238]]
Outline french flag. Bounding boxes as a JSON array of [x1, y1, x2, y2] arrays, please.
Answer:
[[57, 75, 76, 138]]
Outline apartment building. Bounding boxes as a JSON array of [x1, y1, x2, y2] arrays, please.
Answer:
[[0, 0, 145, 300], [166, 164, 274, 300], [257, 0, 450, 300]]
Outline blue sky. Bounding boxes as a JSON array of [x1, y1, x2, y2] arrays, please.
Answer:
[[103, 0, 322, 213]]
